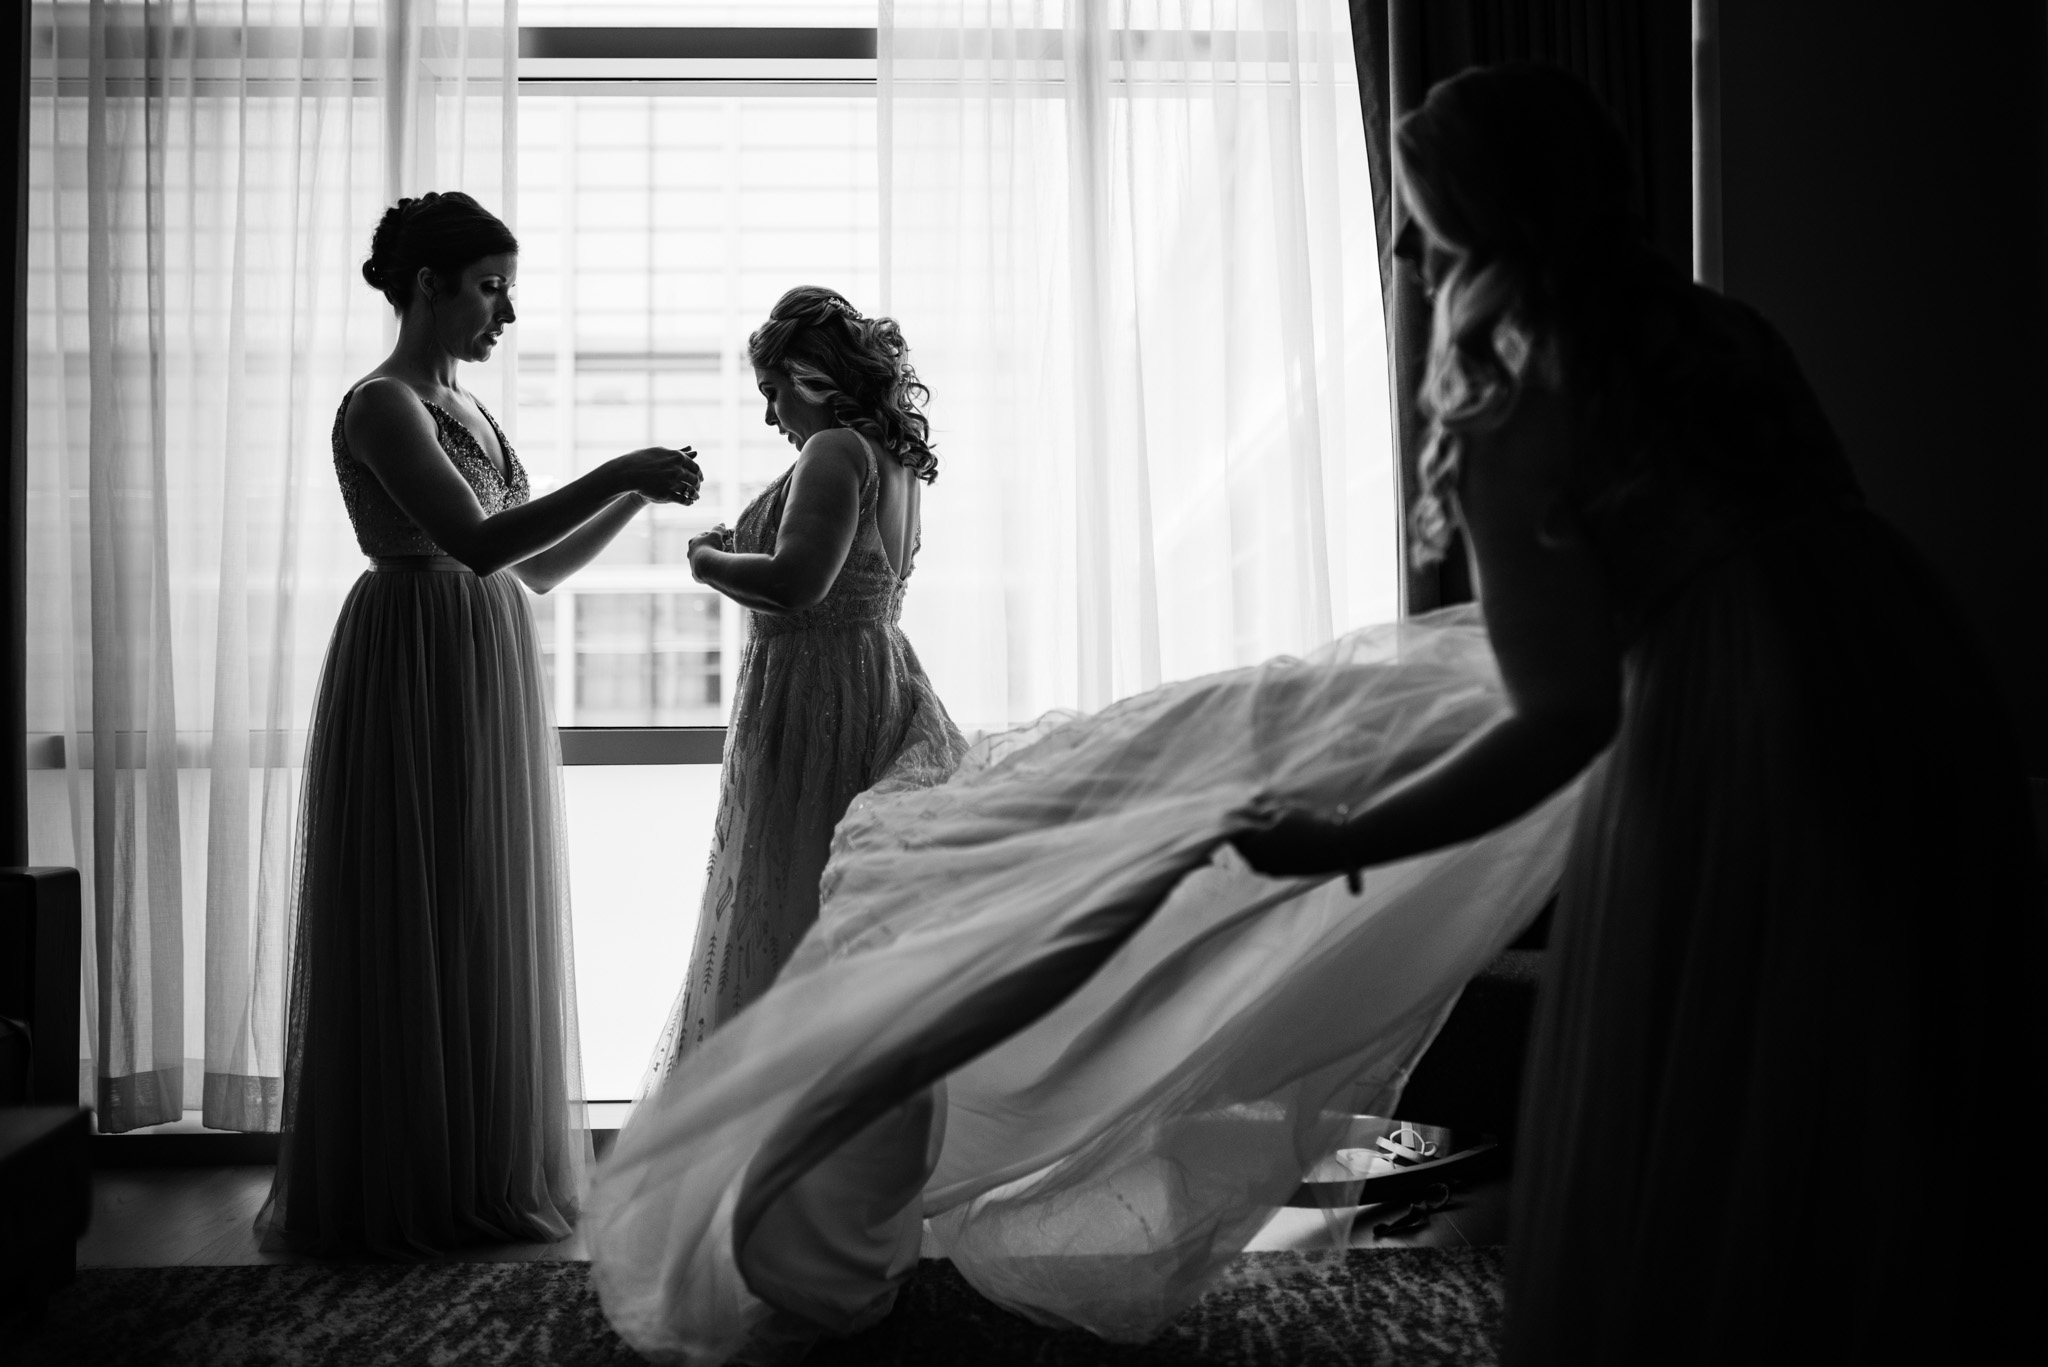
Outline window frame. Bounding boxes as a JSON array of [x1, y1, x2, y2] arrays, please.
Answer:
[[521, 23, 878, 765], [19, 23, 880, 774]]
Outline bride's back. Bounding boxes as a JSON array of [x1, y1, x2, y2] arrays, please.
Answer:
[[871, 450, 921, 579]]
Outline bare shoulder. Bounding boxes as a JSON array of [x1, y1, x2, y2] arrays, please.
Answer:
[[790, 430, 872, 493], [1457, 378, 1578, 534], [344, 377, 434, 435], [796, 426, 869, 479], [1461, 378, 1575, 479], [341, 376, 441, 469]]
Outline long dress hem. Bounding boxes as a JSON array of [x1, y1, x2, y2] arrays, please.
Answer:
[[259, 392, 588, 1260]]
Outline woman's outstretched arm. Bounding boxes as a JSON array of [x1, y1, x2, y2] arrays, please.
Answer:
[[511, 436, 702, 596], [686, 429, 864, 612], [345, 376, 699, 577], [510, 492, 645, 594], [1234, 383, 1622, 877]]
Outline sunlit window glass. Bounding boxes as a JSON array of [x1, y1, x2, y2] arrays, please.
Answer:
[[514, 94, 878, 728]]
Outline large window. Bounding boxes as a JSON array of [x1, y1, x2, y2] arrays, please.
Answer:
[[26, 0, 1389, 1120], [512, 91, 878, 732], [510, 8, 881, 1100]]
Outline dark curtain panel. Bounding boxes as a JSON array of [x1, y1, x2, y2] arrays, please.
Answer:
[[1349, 0, 1691, 612], [2, 1, 25, 866]]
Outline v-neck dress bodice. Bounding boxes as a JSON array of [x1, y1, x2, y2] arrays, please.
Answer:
[[332, 392, 529, 557]]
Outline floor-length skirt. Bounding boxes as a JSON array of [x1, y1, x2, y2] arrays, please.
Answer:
[[260, 562, 587, 1258], [587, 609, 1586, 1364], [1505, 508, 2048, 1364], [636, 616, 964, 1095]]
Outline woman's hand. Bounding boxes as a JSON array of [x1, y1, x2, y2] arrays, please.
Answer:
[[687, 525, 733, 582], [1231, 806, 1357, 880], [683, 432, 864, 612], [610, 445, 703, 504]]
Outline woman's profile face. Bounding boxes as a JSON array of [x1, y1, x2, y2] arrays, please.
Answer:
[[754, 365, 836, 448], [1392, 214, 1458, 300], [424, 251, 517, 363]]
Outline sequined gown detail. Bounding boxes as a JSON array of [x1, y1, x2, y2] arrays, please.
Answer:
[[639, 433, 965, 1092], [260, 391, 587, 1257]]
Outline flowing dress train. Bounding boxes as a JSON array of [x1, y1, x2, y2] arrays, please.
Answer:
[[588, 607, 1585, 1362], [259, 393, 586, 1257]]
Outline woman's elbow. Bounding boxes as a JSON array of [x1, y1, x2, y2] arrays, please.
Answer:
[[1535, 699, 1620, 771], [777, 583, 830, 612], [433, 532, 506, 579], [458, 554, 515, 579], [762, 566, 834, 612]]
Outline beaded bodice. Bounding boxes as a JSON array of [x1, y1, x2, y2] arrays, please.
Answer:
[[739, 433, 912, 640], [332, 389, 530, 557]]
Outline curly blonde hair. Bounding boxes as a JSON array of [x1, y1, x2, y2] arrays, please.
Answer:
[[747, 286, 939, 482], [1397, 64, 1655, 565]]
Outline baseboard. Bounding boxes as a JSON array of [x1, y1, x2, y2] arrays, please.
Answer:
[[91, 1131, 278, 1168], [90, 1129, 623, 1169]]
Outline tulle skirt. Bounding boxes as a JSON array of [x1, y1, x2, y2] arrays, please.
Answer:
[[260, 560, 587, 1258], [587, 609, 1585, 1364], [1505, 506, 2048, 1364]]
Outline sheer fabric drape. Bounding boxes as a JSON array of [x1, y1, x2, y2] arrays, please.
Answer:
[[25, 0, 517, 1132], [880, 0, 1396, 731]]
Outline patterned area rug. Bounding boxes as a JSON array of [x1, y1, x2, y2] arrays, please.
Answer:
[[15, 1249, 1504, 1366]]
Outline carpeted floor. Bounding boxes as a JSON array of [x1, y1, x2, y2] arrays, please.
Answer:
[[12, 1249, 1505, 1366]]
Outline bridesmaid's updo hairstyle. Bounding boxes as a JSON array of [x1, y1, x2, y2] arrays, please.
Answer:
[[747, 286, 938, 483], [1397, 63, 1664, 564], [361, 191, 518, 313]]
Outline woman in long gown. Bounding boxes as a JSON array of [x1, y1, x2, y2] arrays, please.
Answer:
[[588, 69, 2040, 1366], [1235, 66, 2047, 1363], [635, 285, 964, 1094], [261, 192, 702, 1257]]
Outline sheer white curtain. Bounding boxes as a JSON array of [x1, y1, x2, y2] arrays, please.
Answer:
[[25, 0, 516, 1132], [882, 0, 1394, 731]]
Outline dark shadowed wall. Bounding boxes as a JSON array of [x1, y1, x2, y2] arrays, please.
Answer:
[[1717, 0, 2048, 776]]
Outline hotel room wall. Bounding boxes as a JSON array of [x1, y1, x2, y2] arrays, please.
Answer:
[[1717, 0, 2048, 778]]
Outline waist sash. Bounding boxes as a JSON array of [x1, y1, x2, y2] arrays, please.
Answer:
[[369, 555, 471, 573]]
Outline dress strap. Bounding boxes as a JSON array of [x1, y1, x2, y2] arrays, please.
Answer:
[[848, 430, 882, 518]]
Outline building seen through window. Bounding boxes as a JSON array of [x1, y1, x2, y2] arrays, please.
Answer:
[[512, 93, 878, 728]]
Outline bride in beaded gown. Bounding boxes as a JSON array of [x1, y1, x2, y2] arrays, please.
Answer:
[[260, 193, 700, 1257], [635, 286, 965, 1094]]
